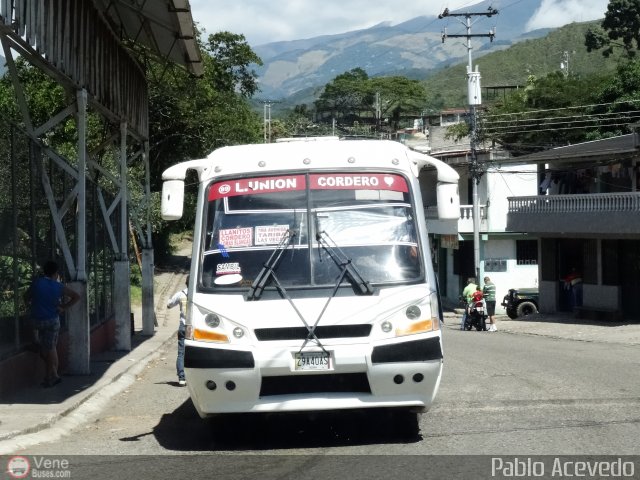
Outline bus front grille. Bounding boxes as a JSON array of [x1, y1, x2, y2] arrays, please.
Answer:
[[254, 325, 372, 341], [260, 373, 371, 396]]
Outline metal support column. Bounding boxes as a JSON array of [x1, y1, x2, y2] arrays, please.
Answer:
[[114, 121, 131, 351], [141, 141, 156, 335], [67, 89, 90, 374], [142, 247, 155, 335]]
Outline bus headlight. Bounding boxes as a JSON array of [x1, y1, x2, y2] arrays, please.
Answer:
[[194, 310, 229, 343], [205, 313, 221, 328], [405, 305, 421, 320]]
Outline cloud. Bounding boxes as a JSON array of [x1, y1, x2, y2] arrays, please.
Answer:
[[190, 0, 475, 46], [190, 0, 610, 47], [525, 0, 607, 31]]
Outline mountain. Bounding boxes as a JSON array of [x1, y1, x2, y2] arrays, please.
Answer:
[[253, 0, 548, 99]]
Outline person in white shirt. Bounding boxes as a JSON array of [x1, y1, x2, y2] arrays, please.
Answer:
[[167, 277, 188, 386]]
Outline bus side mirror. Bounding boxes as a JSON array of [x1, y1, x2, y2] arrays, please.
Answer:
[[162, 180, 185, 220], [436, 182, 460, 220]]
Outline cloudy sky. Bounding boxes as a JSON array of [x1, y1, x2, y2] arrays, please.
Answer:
[[190, 0, 609, 46]]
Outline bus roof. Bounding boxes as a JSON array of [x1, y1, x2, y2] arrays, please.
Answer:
[[162, 138, 458, 184]]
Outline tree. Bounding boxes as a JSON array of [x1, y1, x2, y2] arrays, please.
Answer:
[[314, 69, 428, 130], [480, 72, 607, 155], [314, 68, 371, 123], [586, 59, 640, 139], [204, 31, 263, 97], [147, 30, 263, 191], [144, 31, 263, 258], [369, 76, 428, 130], [585, 0, 640, 58]]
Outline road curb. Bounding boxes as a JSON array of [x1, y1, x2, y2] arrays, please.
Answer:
[[0, 269, 188, 455]]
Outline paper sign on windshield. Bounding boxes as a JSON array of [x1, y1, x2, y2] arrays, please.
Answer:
[[219, 228, 252, 248], [255, 225, 289, 245]]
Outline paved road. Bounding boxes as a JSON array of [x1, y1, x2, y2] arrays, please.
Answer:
[[15, 321, 640, 459]]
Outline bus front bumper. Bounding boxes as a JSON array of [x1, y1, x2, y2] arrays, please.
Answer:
[[184, 335, 443, 417]]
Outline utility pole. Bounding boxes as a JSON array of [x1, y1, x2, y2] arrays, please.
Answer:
[[259, 99, 280, 143], [262, 101, 272, 143], [560, 50, 570, 77], [439, 6, 497, 282], [375, 92, 381, 132]]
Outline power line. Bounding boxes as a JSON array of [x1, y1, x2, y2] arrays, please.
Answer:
[[483, 99, 640, 119]]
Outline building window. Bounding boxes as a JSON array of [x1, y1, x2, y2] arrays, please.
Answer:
[[516, 240, 538, 265]]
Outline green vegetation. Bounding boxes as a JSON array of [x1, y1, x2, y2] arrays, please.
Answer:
[[479, 1, 640, 155], [585, 0, 640, 58], [271, 21, 631, 142], [422, 21, 624, 111], [0, 29, 264, 266], [272, 6, 640, 157]]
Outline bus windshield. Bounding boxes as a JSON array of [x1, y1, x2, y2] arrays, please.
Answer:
[[201, 172, 422, 291]]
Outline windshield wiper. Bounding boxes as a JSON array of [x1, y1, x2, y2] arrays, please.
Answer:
[[316, 228, 374, 296], [245, 227, 328, 352], [296, 225, 374, 352], [246, 229, 296, 300]]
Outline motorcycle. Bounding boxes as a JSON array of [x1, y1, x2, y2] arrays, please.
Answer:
[[462, 298, 487, 331]]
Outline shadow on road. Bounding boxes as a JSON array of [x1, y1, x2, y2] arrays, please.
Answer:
[[153, 399, 422, 451]]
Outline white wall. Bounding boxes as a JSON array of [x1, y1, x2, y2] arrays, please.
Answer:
[[481, 238, 538, 313], [485, 164, 538, 232]]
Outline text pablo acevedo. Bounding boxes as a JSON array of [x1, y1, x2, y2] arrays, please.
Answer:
[[492, 457, 635, 478]]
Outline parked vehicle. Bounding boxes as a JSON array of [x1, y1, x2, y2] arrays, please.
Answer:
[[501, 288, 539, 319]]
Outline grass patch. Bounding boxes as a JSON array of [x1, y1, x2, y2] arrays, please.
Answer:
[[130, 285, 142, 306]]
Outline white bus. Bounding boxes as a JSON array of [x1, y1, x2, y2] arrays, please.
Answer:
[[161, 138, 459, 418]]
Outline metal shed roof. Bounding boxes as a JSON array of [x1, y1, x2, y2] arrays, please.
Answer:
[[513, 134, 640, 164], [93, 0, 204, 77]]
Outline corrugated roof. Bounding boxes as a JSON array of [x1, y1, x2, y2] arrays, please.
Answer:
[[93, 0, 203, 77], [513, 134, 640, 164]]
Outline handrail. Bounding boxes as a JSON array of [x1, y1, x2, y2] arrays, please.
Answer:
[[507, 192, 640, 214], [425, 204, 487, 220]]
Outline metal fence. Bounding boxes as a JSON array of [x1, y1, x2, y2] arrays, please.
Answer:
[[0, 120, 116, 359]]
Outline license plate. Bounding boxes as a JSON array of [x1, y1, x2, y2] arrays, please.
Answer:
[[294, 351, 331, 371]]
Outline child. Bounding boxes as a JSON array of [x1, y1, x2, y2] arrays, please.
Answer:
[[471, 285, 484, 304]]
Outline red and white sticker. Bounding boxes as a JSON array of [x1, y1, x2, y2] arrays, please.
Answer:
[[216, 262, 241, 275], [209, 175, 306, 200], [219, 228, 253, 248], [310, 173, 407, 192], [255, 225, 289, 245]]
